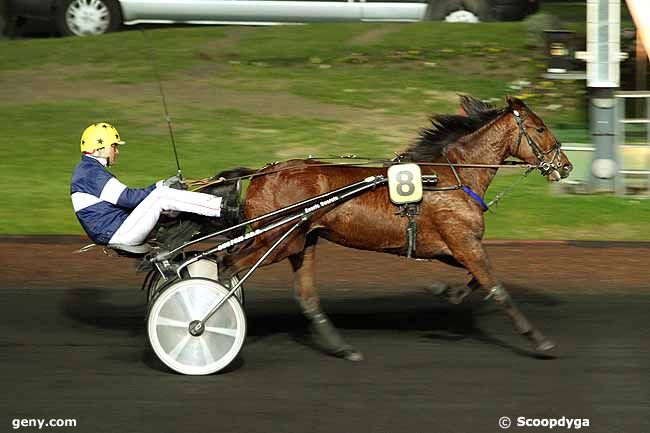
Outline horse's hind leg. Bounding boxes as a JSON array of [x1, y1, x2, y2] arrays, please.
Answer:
[[426, 255, 476, 304], [446, 237, 555, 352], [289, 234, 363, 361], [427, 277, 480, 305]]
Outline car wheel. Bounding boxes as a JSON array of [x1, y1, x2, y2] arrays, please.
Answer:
[[426, 0, 493, 22], [55, 0, 122, 37], [444, 10, 480, 23]]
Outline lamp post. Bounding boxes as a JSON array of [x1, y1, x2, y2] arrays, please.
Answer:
[[544, 30, 575, 74]]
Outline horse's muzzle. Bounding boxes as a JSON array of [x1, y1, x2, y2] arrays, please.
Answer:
[[547, 170, 562, 182], [560, 162, 573, 179]]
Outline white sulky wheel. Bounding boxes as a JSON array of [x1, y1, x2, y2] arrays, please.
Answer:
[[147, 278, 246, 375]]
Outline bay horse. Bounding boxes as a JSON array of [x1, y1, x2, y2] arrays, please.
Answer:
[[223, 96, 573, 360]]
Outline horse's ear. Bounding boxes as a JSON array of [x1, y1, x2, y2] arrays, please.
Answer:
[[506, 95, 527, 110]]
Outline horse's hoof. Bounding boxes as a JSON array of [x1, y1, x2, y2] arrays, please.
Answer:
[[427, 282, 450, 296], [336, 348, 364, 362], [448, 286, 472, 304], [536, 339, 556, 352]]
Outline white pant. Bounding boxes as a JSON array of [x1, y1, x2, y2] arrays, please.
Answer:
[[108, 186, 222, 246]]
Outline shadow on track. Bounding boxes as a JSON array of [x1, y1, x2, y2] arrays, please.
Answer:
[[60, 286, 563, 361], [60, 288, 146, 334]]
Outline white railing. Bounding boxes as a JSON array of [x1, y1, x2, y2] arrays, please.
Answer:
[[615, 92, 650, 195]]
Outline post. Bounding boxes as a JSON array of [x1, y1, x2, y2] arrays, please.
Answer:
[[580, 0, 626, 192]]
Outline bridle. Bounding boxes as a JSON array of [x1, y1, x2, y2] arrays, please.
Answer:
[[512, 109, 563, 176]]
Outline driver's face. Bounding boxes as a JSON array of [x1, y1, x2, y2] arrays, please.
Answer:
[[107, 143, 120, 165]]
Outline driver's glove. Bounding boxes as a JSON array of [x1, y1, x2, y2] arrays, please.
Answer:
[[160, 175, 186, 190]]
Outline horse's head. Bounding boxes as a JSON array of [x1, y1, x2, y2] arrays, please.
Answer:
[[505, 96, 573, 181]]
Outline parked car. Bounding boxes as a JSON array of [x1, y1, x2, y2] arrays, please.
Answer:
[[5, 0, 540, 37]]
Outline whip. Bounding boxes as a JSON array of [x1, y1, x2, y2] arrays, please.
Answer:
[[141, 29, 183, 180]]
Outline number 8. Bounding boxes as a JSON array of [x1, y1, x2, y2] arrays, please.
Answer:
[[396, 171, 415, 196]]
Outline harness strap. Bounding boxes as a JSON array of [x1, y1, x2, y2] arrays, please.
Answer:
[[462, 185, 489, 212], [512, 110, 562, 175], [446, 156, 488, 212]]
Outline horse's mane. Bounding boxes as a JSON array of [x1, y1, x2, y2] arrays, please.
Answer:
[[404, 96, 505, 161], [459, 94, 498, 117]]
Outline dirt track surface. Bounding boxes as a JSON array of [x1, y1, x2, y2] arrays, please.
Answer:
[[0, 236, 650, 293], [2, 236, 648, 293], [1, 236, 649, 433]]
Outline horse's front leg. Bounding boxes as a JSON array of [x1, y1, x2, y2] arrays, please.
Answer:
[[289, 234, 363, 361], [445, 235, 555, 352]]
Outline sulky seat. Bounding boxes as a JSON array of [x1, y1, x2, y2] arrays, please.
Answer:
[[107, 243, 154, 257]]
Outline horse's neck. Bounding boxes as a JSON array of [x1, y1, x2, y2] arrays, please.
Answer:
[[444, 121, 514, 196]]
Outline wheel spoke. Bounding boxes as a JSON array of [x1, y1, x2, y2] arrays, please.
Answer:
[[199, 338, 215, 365], [168, 335, 191, 361], [204, 326, 237, 338], [156, 316, 188, 329], [199, 295, 228, 321], [178, 289, 198, 319]]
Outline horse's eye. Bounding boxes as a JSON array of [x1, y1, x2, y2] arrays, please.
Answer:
[[536, 127, 545, 133]]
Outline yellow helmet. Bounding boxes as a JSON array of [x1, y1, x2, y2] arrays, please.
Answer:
[[80, 122, 125, 153]]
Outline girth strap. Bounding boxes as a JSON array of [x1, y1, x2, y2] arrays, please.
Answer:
[[397, 203, 420, 258]]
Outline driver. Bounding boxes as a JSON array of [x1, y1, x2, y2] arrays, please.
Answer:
[[70, 122, 224, 246]]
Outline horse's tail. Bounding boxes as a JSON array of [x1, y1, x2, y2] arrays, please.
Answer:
[[175, 167, 253, 240], [214, 167, 257, 182], [207, 167, 254, 212]]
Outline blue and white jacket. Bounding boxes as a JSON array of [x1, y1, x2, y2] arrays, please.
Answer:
[[70, 155, 156, 245]]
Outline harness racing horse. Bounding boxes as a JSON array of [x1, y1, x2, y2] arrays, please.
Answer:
[[224, 96, 573, 361]]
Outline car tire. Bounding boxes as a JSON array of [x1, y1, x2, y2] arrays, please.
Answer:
[[426, 0, 461, 21], [0, 0, 11, 38], [0, 3, 5, 38], [493, 0, 530, 21], [54, 0, 122, 37], [458, 0, 495, 21]]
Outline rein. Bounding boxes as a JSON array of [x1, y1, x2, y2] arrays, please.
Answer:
[[186, 157, 539, 191], [187, 107, 559, 208], [186, 156, 536, 212]]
